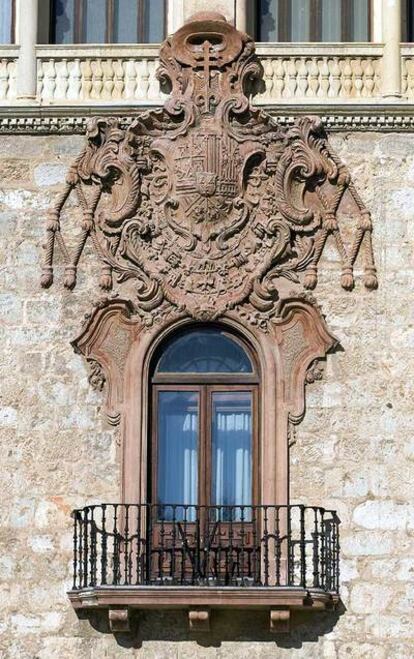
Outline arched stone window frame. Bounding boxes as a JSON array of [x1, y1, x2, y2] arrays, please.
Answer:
[[73, 295, 337, 510]]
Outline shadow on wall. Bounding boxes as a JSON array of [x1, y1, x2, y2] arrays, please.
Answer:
[[79, 603, 346, 650]]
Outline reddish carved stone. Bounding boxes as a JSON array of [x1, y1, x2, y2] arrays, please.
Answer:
[[41, 12, 377, 327]]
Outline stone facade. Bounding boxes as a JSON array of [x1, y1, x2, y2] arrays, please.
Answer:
[[0, 127, 413, 656]]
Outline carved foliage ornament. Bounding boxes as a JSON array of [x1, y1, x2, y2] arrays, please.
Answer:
[[41, 12, 377, 325]]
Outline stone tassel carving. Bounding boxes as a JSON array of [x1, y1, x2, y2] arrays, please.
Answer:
[[41, 12, 377, 326]]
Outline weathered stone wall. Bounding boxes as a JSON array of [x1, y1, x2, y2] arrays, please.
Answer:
[[0, 131, 413, 657]]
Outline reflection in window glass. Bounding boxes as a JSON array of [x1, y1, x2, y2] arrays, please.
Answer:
[[211, 392, 252, 518], [257, 0, 370, 42], [52, 0, 166, 44], [321, 0, 341, 41], [114, 0, 139, 43], [291, 0, 310, 41], [156, 329, 253, 374], [0, 0, 13, 44], [53, 0, 74, 43], [84, 0, 106, 43], [157, 391, 198, 518], [145, 0, 165, 43]]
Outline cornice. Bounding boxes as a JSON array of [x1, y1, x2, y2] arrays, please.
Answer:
[[2, 103, 414, 133]]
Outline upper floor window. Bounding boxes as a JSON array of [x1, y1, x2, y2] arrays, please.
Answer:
[[257, 0, 370, 42], [402, 0, 414, 41], [51, 0, 166, 44], [0, 0, 14, 43]]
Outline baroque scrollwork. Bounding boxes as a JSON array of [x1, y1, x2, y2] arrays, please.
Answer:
[[41, 11, 377, 327]]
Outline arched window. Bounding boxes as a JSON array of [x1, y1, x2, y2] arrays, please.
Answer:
[[51, 0, 166, 44], [257, 0, 371, 42], [150, 327, 259, 521]]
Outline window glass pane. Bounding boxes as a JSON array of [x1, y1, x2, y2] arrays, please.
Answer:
[[144, 0, 165, 42], [352, 0, 369, 41], [212, 392, 252, 518], [157, 391, 198, 518], [157, 329, 253, 374], [0, 0, 12, 43], [84, 0, 106, 43], [53, 0, 75, 44], [402, 0, 414, 41], [113, 0, 138, 43], [321, 0, 341, 41], [291, 0, 310, 41], [258, 0, 279, 41]]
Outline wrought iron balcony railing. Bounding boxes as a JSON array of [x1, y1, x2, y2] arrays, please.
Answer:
[[71, 504, 340, 594]]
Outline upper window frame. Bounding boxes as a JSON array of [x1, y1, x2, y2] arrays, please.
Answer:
[[255, 0, 372, 43], [50, 0, 167, 45], [151, 325, 260, 386]]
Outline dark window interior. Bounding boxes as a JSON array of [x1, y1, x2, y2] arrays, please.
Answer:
[[402, 0, 414, 41]]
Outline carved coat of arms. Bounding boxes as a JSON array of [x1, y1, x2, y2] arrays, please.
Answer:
[[41, 12, 377, 326]]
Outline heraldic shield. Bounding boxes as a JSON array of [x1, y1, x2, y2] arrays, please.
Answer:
[[41, 11, 377, 325]]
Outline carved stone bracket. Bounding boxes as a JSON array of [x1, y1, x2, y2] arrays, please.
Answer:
[[270, 609, 291, 633], [108, 607, 130, 633], [188, 609, 210, 632], [72, 298, 139, 426]]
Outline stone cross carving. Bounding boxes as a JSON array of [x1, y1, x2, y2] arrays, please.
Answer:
[[41, 11, 377, 329]]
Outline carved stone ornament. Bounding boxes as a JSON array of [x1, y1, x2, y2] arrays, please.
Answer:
[[41, 11, 377, 326], [40, 14, 377, 500]]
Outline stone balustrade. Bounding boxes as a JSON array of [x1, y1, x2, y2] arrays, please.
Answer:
[[256, 44, 382, 101], [3, 43, 414, 106], [0, 47, 18, 102]]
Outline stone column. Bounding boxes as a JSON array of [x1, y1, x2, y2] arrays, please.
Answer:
[[382, 0, 401, 98], [167, 0, 184, 34], [236, 0, 248, 32], [17, 0, 38, 100]]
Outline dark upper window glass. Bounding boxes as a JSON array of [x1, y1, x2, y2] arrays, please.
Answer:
[[0, 0, 14, 43], [51, 0, 166, 44], [156, 329, 254, 374], [257, 0, 370, 42], [402, 0, 414, 41]]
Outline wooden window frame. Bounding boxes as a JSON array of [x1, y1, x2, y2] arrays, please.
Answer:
[[151, 383, 259, 511], [150, 327, 260, 511]]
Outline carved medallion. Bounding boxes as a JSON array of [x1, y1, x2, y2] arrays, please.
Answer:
[[41, 12, 377, 325]]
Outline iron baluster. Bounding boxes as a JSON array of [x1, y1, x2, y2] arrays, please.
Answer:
[[89, 506, 97, 587], [320, 508, 326, 590], [287, 506, 294, 586], [263, 505, 269, 586], [101, 504, 107, 585], [112, 504, 120, 585], [300, 505, 306, 588], [72, 510, 78, 589], [275, 506, 281, 587], [312, 507, 320, 588], [83, 507, 89, 588], [123, 504, 130, 585]]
